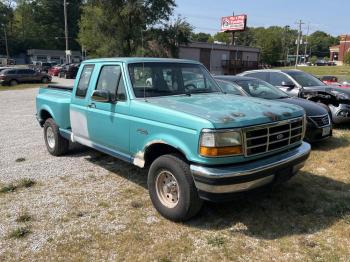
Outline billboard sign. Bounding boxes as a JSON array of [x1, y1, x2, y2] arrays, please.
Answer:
[[221, 15, 247, 32]]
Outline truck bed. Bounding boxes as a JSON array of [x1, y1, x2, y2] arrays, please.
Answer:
[[36, 85, 72, 129], [45, 84, 74, 91]]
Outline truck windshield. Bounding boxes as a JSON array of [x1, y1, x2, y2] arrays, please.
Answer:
[[286, 71, 326, 87], [128, 62, 221, 98]]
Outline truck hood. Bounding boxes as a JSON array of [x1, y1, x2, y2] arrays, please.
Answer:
[[147, 93, 304, 128]]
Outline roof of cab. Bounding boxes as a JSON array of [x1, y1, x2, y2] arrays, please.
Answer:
[[82, 57, 201, 64]]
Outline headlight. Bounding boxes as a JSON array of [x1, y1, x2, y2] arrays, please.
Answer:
[[331, 90, 350, 100], [199, 129, 243, 157]]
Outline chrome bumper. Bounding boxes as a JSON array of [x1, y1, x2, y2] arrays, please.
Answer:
[[190, 142, 311, 197]]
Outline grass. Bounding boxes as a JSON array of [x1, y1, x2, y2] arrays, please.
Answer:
[[8, 227, 31, 239], [1, 128, 350, 260], [15, 212, 32, 223], [275, 65, 350, 81], [0, 178, 36, 194]]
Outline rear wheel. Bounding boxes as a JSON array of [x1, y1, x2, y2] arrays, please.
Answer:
[[9, 80, 18, 86], [42, 77, 49, 83], [148, 154, 203, 221], [43, 118, 69, 156]]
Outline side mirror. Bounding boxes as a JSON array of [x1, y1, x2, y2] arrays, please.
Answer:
[[281, 81, 295, 88], [91, 90, 112, 103]]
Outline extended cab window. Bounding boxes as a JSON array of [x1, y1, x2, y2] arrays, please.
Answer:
[[95, 65, 127, 101], [76, 65, 94, 98]]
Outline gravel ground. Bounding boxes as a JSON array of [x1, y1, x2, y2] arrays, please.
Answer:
[[0, 88, 152, 260], [1, 88, 350, 261]]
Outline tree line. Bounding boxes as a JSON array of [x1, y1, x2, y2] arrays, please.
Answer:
[[0, 0, 340, 65], [192, 28, 339, 65]]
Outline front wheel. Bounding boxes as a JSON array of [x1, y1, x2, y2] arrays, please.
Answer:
[[147, 154, 203, 221], [43, 118, 69, 156]]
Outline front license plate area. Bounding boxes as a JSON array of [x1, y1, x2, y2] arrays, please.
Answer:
[[322, 126, 331, 136]]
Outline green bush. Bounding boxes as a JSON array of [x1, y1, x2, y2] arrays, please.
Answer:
[[344, 52, 350, 65]]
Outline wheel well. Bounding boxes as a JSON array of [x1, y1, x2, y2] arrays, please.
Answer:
[[144, 143, 187, 167], [40, 110, 52, 126]]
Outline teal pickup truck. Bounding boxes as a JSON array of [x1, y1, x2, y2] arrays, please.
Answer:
[[36, 58, 311, 221]]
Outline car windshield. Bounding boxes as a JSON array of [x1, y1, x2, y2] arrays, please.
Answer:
[[235, 79, 289, 99], [216, 80, 245, 96], [286, 71, 326, 87], [128, 62, 221, 98]]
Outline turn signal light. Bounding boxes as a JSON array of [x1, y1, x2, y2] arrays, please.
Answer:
[[200, 146, 242, 157]]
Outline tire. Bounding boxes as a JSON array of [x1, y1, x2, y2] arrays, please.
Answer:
[[43, 118, 69, 156], [147, 154, 203, 221], [42, 77, 49, 83], [10, 80, 18, 86]]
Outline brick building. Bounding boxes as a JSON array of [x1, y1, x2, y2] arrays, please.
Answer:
[[330, 35, 350, 65]]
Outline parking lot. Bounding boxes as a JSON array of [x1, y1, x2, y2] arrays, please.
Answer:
[[0, 86, 349, 261]]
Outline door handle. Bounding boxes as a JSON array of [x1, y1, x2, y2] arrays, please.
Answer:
[[87, 103, 96, 108]]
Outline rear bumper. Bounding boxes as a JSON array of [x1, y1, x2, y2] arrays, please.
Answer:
[[190, 142, 311, 201]]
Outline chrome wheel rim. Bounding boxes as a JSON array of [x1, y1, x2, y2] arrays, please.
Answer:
[[46, 126, 55, 149], [155, 170, 179, 208]]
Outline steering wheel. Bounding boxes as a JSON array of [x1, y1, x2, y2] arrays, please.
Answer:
[[184, 83, 196, 91], [256, 91, 267, 97]]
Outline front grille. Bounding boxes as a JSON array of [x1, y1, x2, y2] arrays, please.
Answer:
[[244, 117, 304, 157], [308, 114, 330, 127]]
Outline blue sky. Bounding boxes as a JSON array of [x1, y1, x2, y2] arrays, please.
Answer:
[[175, 0, 349, 36]]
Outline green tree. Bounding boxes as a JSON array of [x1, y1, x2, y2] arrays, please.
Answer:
[[78, 0, 177, 57], [150, 17, 193, 57], [344, 52, 350, 65], [191, 32, 211, 42], [310, 55, 318, 65], [212, 32, 230, 44], [308, 31, 339, 58]]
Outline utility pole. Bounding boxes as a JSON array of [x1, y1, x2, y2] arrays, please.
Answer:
[[295, 19, 305, 68], [63, 0, 70, 63], [3, 26, 9, 59], [304, 23, 310, 63]]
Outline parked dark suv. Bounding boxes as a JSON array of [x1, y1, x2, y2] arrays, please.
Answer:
[[0, 68, 52, 86], [58, 63, 80, 79], [239, 69, 350, 124]]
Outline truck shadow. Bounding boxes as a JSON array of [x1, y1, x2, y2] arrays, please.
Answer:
[[311, 135, 350, 151], [188, 171, 350, 239], [67, 148, 350, 240]]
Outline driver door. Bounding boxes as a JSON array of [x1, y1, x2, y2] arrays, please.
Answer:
[[86, 64, 130, 155]]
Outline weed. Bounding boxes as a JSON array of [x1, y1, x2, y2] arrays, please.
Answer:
[[8, 227, 31, 239], [130, 200, 143, 208], [0, 184, 17, 193], [15, 157, 26, 163], [18, 178, 36, 188], [207, 236, 226, 247], [16, 212, 32, 223]]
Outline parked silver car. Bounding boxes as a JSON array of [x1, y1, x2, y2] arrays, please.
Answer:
[[239, 69, 350, 124]]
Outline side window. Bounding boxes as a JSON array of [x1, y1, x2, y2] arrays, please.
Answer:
[[17, 69, 28, 74], [269, 72, 291, 86], [76, 65, 94, 98], [245, 72, 268, 82], [96, 65, 121, 94]]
